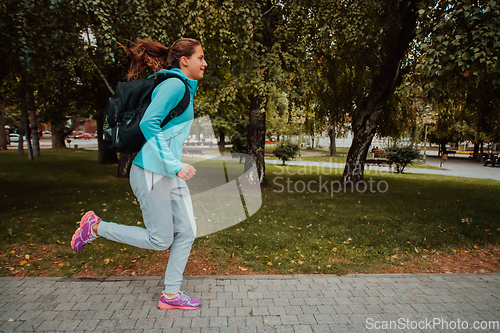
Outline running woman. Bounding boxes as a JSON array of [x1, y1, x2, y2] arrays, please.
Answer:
[[71, 38, 207, 310]]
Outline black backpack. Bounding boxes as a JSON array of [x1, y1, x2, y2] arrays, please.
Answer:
[[103, 71, 190, 153]]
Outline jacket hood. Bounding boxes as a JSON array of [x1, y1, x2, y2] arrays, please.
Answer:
[[150, 68, 198, 97]]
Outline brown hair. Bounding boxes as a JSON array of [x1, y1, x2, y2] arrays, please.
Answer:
[[121, 38, 201, 81], [167, 38, 201, 69]]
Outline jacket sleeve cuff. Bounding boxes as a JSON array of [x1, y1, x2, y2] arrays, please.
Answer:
[[172, 160, 184, 177]]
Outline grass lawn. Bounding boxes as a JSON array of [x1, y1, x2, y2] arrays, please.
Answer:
[[1, 149, 499, 277]]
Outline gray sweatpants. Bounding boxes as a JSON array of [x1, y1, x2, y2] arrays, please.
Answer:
[[98, 164, 197, 294]]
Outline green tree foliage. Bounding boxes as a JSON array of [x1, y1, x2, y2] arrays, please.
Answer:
[[230, 114, 249, 154], [4, 0, 497, 188], [0, 0, 83, 157], [319, 0, 424, 184], [416, 0, 500, 142]]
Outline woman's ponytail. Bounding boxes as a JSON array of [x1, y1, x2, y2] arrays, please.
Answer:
[[121, 37, 201, 80], [120, 39, 169, 81]]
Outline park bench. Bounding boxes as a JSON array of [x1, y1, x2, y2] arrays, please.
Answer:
[[264, 151, 274, 158], [365, 159, 392, 168], [185, 149, 205, 157], [372, 150, 385, 158], [483, 153, 499, 167]]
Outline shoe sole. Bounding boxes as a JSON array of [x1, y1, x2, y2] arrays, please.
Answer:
[[71, 228, 81, 252], [157, 303, 201, 310]]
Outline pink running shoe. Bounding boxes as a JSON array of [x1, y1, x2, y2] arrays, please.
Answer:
[[71, 211, 101, 252], [158, 291, 201, 310]]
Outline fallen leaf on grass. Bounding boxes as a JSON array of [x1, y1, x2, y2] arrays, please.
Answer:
[[20, 261, 28, 265], [104, 258, 110, 265], [238, 266, 248, 271]]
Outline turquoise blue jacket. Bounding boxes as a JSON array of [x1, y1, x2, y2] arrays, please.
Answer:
[[133, 68, 197, 177]]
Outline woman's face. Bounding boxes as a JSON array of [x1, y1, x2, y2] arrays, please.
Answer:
[[181, 45, 207, 80]]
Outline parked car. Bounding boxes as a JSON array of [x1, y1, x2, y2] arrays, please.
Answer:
[[74, 133, 92, 140], [9, 133, 24, 143]]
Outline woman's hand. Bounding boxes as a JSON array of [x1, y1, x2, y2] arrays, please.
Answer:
[[176, 163, 196, 181]]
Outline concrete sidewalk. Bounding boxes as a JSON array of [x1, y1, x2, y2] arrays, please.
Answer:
[[1, 273, 499, 332]]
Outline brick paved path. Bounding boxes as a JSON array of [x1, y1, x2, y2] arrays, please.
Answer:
[[1, 273, 499, 332]]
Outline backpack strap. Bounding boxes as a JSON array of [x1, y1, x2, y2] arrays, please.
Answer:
[[153, 72, 191, 128]]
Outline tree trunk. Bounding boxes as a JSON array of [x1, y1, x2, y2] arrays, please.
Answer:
[[51, 117, 68, 148], [343, 116, 379, 184], [0, 102, 7, 150], [24, 111, 33, 160], [440, 141, 446, 157], [328, 126, 336, 157], [117, 152, 138, 178], [342, 0, 420, 185], [218, 132, 226, 153], [95, 112, 119, 164], [52, 130, 67, 148], [18, 112, 26, 155], [246, 95, 267, 184], [99, 141, 119, 164], [473, 142, 480, 161], [244, 0, 274, 185], [29, 93, 40, 157]]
